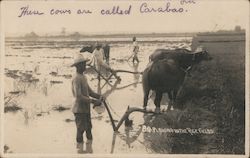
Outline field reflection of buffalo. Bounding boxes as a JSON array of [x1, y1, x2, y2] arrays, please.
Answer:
[[142, 48, 212, 112]]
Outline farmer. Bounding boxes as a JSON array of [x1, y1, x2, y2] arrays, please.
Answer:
[[103, 42, 110, 64], [132, 36, 139, 63], [92, 43, 121, 80], [71, 54, 103, 146]]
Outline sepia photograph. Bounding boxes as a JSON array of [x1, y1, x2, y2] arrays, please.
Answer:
[[0, 0, 249, 157]]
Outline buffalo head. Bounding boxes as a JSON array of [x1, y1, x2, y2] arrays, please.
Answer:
[[192, 50, 212, 64], [80, 45, 95, 53]]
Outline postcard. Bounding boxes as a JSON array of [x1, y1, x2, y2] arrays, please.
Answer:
[[0, 0, 249, 157]]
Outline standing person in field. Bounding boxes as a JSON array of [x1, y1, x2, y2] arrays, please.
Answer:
[[71, 54, 103, 148], [132, 36, 139, 63], [103, 42, 110, 64], [92, 43, 121, 81]]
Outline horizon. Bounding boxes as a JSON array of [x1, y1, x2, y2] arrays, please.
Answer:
[[5, 26, 245, 38], [2, 0, 248, 38], [6, 30, 197, 37]]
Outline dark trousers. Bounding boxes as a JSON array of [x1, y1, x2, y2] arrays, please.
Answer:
[[133, 54, 139, 63], [74, 113, 93, 143], [76, 128, 92, 143]]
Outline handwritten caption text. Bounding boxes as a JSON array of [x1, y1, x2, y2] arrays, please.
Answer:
[[18, 0, 196, 18]]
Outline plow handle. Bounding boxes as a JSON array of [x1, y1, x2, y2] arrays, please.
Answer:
[[103, 100, 117, 131]]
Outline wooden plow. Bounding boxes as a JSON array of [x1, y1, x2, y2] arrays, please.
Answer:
[[87, 64, 142, 88], [86, 64, 146, 131], [102, 100, 158, 132]]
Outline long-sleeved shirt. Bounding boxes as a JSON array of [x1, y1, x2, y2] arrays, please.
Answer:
[[93, 48, 104, 61], [92, 48, 110, 71], [72, 73, 100, 113]]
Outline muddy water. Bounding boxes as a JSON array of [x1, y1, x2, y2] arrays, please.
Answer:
[[4, 37, 192, 154]]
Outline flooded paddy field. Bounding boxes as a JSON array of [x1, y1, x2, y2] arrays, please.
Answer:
[[3, 36, 245, 155]]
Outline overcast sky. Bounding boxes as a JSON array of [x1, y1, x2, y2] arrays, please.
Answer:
[[1, 0, 249, 36]]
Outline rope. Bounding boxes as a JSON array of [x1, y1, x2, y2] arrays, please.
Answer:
[[115, 69, 143, 75]]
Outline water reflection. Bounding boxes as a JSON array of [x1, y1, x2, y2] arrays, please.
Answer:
[[124, 126, 143, 148], [128, 62, 140, 88], [110, 126, 143, 153], [24, 110, 29, 125], [110, 132, 117, 153]]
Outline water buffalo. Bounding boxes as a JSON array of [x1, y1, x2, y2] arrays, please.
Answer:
[[80, 45, 95, 53], [142, 49, 212, 112], [149, 48, 191, 62]]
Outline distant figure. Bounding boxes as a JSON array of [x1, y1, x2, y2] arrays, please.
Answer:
[[132, 37, 139, 63], [92, 43, 120, 81], [71, 54, 103, 147], [103, 42, 110, 64]]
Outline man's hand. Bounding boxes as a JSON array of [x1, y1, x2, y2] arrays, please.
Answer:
[[99, 95, 105, 102], [91, 99, 102, 107]]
